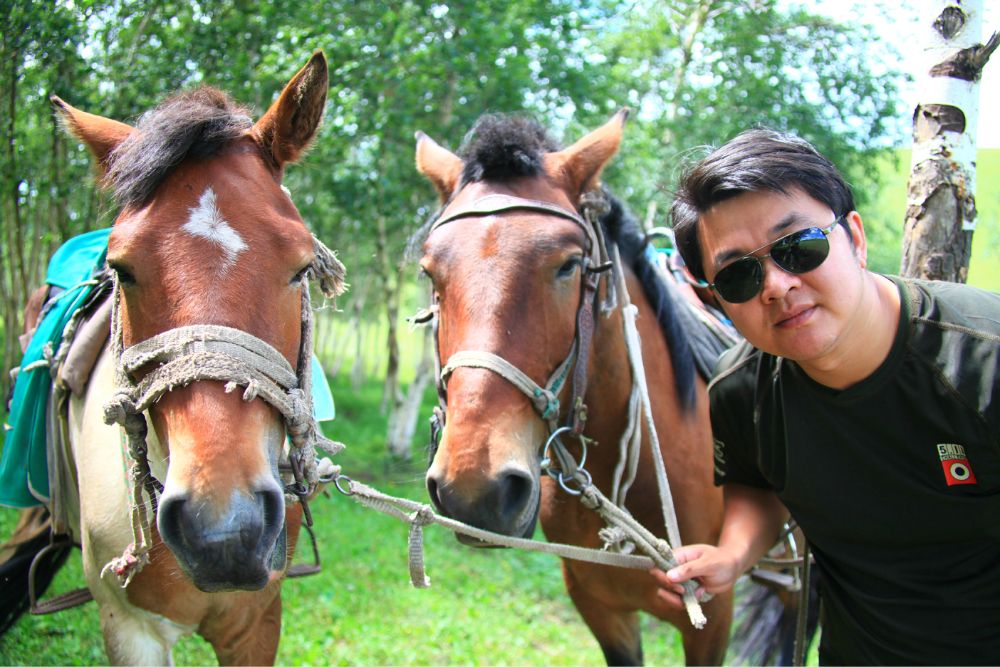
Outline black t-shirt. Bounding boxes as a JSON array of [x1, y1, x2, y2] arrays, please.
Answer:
[[709, 276, 1000, 665]]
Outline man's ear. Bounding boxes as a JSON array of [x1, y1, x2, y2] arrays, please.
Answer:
[[845, 211, 868, 268]]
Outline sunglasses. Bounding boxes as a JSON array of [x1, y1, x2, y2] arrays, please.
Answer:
[[707, 216, 845, 303]]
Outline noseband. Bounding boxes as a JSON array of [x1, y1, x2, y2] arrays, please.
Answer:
[[426, 192, 615, 467], [101, 234, 346, 585]]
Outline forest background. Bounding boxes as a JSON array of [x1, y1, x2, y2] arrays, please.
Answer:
[[0, 0, 997, 663]]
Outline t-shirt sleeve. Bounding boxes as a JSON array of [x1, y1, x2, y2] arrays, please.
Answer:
[[709, 346, 771, 489]]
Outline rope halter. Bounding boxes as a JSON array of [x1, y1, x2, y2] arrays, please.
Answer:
[[101, 234, 347, 586]]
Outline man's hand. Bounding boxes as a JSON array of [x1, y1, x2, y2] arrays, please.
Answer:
[[648, 484, 789, 610], [649, 544, 743, 609]]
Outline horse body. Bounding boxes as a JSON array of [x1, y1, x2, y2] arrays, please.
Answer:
[[539, 266, 729, 665], [1, 52, 337, 665], [416, 114, 731, 664]]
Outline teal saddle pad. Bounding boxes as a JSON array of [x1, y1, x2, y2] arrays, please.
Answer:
[[0, 229, 335, 509]]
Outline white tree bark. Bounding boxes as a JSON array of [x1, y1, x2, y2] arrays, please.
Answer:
[[385, 327, 434, 460], [901, 1, 998, 282]]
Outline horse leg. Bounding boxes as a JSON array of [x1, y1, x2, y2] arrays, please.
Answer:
[[676, 590, 733, 666], [564, 567, 643, 665], [199, 590, 282, 666], [97, 596, 190, 666]]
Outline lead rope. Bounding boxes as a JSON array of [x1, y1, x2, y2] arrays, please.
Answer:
[[100, 234, 346, 586], [332, 471, 708, 628]]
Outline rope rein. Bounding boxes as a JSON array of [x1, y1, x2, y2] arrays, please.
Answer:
[[100, 234, 346, 586]]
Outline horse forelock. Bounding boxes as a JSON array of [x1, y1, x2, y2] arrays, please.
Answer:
[[106, 87, 255, 209], [457, 114, 561, 185]]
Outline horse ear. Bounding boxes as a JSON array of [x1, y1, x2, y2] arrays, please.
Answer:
[[415, 131, 463, 202], [545, 108, 629, 197], [50, 95, 134, 170], [253, 50, 328, 167]]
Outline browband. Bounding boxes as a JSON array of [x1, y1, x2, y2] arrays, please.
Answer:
[[430, 193, 587, 232]]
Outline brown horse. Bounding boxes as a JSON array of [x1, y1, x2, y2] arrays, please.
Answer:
[[2, 52, 341, 664], [414, 112, 735, 665]]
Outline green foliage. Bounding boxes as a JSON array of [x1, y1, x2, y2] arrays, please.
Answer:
[[577, 0, 904, 219]]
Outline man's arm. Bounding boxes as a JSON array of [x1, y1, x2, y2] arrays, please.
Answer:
[[650, 483, 789, 604]]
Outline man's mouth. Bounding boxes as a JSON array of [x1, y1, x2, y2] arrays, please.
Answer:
[[775, 305, 815, 328]]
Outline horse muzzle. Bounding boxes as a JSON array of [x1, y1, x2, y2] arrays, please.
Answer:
[[157, 480, 285, 592], [426, 462, 540, 543]]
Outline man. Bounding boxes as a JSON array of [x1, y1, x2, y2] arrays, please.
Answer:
[[651, 128, 1000, 664]]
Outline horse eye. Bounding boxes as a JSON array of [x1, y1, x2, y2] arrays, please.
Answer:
[[109, 262, 136, 286], [557, 257, 582, 278], [290, 265, 311, 285]]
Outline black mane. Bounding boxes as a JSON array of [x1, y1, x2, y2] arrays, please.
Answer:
[[106, 87, 254, 208], [598, 192, 702, 410]]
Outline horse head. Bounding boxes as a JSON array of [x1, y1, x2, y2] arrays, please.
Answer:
[[415, 111, 627, 540], [53, 52, 334, 592]]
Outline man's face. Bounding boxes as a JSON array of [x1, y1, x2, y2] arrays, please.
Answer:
[[697, 187, 868, 364]]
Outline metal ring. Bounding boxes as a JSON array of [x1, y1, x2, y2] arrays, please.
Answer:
[[334, 475, 354, 496], [541, 426, 588, 476], [557, 468, 592, 496]]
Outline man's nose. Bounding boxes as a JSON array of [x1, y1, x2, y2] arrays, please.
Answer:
[[758, 256, 802, 303]]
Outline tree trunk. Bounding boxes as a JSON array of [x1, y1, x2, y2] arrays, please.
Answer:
[[901, 1, 998, 282], [375, 215, 402, 414], [385, 328, 433, 460], [1, 34, 23, 402]]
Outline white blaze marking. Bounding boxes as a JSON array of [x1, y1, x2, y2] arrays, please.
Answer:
[[182, 187, 247, 269]]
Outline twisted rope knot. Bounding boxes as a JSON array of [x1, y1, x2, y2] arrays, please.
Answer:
[[408, 505, 435, 527], [532, 388, 560, 420], [103, 390, 138, 426], [100, 542, 150, 588], [286, 388, 312, 441], [598, 526, 636, 554]]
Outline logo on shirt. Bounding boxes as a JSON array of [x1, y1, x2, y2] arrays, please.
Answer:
[[937, 443, 977, 486], [713, 438, 726, 479]]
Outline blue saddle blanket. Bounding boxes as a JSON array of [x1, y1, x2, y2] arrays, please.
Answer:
[[0, 229, 335, 509]]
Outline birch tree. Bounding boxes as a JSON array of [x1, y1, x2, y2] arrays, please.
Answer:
[[901, 1, 999, 282]]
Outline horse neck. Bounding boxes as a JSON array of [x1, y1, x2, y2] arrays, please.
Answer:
[[581, 264, 689, 479]]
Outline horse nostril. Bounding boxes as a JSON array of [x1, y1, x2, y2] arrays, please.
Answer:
[[256, 485, 284, 534], [497, 469, 534, 524], [157, 493, 188, 549], [426, 475, 444, 513]]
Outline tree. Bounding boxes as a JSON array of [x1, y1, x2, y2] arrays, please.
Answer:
[[900, 1, 998, 282], [572, 0, 904, 220]]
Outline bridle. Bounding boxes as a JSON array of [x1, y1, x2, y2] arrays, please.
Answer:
[[100, 234, 346, 585], [422, 191, 616, 484]]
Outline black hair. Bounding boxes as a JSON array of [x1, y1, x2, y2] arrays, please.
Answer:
[[457, 113, 561, 184], [670, 129, 855, 282], [106, 87, 253, 208]]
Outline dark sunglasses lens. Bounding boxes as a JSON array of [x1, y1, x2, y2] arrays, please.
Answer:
[[771, 228, 830, 273], [714, 257, 763, 303]]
